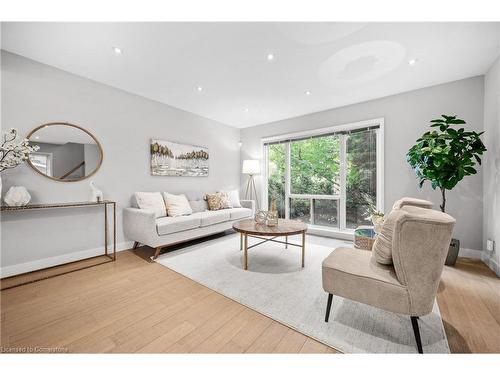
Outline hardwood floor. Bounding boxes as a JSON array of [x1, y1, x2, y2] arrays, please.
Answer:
[[1, 235, 499, 353]]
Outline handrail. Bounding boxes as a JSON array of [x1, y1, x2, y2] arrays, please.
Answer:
[[59, 161, 85, 179]]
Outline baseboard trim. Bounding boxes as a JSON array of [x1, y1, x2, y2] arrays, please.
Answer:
[[481, 253, 500, 277], [458, 247, 483, 260], [0, 241, 133, 278]]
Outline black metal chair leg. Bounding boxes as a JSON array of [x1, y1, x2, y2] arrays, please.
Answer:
[[411, 316, 423, 353], [325, 293, 333, 322]]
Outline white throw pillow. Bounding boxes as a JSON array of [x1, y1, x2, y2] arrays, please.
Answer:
[[135, 192, 167, 218], [163, 192, 193, 217], [226, 189, 242, 208]]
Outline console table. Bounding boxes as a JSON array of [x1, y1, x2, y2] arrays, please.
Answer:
[[1, 200, 116, 289]]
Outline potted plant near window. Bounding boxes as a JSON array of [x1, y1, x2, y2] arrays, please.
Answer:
[[406, 115, 487, 266], [362, 192, 384, 233]]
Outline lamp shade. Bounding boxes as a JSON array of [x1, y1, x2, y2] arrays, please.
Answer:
[[242, 159, 260, 175]]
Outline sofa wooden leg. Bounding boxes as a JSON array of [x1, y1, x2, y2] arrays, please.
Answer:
[[153, 246, 162, 260], [325, 293, 333, 322], [411, 316, 423, 353], [132, 241, 139, 250]]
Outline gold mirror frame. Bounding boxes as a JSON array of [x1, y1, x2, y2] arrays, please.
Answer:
[[26, 122, 103, 182]]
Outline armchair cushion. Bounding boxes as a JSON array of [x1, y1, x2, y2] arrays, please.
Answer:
[[322, 248, 410, 315], [372, 209, 405, 265]]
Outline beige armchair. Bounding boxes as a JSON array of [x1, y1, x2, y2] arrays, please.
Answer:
[[322, 202, 455, 353]]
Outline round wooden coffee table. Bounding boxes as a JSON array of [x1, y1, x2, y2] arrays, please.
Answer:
[[232, 219, 308, 270]]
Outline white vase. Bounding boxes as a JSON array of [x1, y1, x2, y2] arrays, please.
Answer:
[[4, 186, 31, 206]]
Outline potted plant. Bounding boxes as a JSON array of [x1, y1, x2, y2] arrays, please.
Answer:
[[406, 115, 486, 265], [362, 192, 384, 233]]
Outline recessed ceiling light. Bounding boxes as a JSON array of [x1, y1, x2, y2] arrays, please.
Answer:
[[304, 90, 312, 96], [238, 140, 243, 147], [267, 53, 275, 61], [35, 136, 39, 139], [408, 58, 418, 65], [196, 86, 203, 92], [112, 46, 122, 55], [243, 108, 249, 112]]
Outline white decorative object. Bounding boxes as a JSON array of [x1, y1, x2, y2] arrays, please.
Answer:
[[89, 181, 103, 202], [4, 186, 31, 206]]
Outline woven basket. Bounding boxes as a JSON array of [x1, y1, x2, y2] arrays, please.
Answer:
[[354, 233, 376, 251]]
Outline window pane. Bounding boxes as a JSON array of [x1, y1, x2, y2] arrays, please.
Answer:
[[290, 198, 310, 223], [346, 129, 377, 229], [313, 199, 339, 228], [267, 143, 286, 218], [290, 136, 340, 195]]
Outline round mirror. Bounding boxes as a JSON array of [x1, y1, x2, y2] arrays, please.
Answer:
[[27, 122, 103, 182]]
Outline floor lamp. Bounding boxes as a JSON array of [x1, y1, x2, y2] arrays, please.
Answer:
[[242, 159, 260, 210]]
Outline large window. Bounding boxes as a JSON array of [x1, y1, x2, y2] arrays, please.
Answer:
[[264, 120, 382, 232]]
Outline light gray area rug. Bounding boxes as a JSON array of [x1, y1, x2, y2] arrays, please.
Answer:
[[156, 233, 450, 353]]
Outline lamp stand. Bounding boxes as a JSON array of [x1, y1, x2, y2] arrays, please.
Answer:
[[244, 174, 260, 210]]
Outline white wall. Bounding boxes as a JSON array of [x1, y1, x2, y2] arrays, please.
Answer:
[[240, 77, 485, 252], [482, 57, 500, 275], [0, 51, 240, 275]]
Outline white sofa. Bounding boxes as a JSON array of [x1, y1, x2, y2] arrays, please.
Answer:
[[123, 191, 255, 259]]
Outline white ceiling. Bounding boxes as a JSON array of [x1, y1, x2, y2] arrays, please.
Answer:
[[2, 22, 499, 128]]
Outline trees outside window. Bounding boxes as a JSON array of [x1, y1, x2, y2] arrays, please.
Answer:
[[265, 123, 381, 231]]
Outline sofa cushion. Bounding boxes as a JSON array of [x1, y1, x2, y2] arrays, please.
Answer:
[[205, 192, 231, 210], [372, 209, 406, 265], [227, 207, 253, 220], [225, 189, 242, 208], [135, 192, 167, 218], [191, 210, 231, 227], [189, 200, 207, 213], [322, 247, 410, 315], [156, 215, 201, 235], [185, 191, 209, 213], [163, 192, 193, 217]]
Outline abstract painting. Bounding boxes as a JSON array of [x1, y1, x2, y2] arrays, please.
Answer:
[[150, 139, 209, 177]]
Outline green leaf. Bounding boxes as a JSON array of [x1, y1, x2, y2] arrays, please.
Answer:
[[430, 119, 445, 123], [448, 119, 466, 124], [442, 115, 457, 121], [464, 166, 477, 174]]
